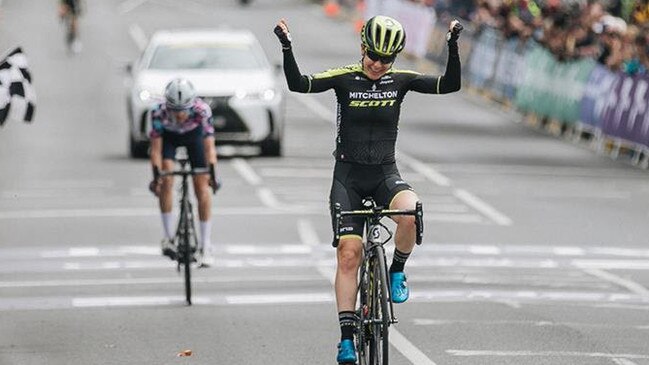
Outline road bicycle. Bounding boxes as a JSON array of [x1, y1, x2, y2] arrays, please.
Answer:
[[333, 199, 423, 365], [159, 153, 212, 306]]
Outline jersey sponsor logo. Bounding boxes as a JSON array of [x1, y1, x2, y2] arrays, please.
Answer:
[[349, 99, 396, 107], [348, 90, 398, 99], [379, 79, 394, 85]]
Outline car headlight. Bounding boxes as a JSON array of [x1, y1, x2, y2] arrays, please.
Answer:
[[234, 88, 276, 101], [139, 90, 152, 102]]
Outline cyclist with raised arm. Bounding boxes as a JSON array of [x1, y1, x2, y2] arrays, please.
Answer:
[[58, 0, 82, 53], [149, 78, 219, 268], [274, 16, 463, 364]]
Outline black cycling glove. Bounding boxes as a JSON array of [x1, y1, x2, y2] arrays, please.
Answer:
[[208, 163, 221, 193], [446, 20, 464, 42], [149, 166, 161, 196], [273, 24, 292, 50]]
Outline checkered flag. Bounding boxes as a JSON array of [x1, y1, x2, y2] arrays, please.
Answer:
[[0, 47, 36, 126]]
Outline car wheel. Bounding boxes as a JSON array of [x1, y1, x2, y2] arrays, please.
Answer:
[[129, 135, 149, 159], [260, 137, 282, 157]]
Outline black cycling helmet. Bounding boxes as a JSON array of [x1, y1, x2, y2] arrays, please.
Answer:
[[361, 15, 406, 57]]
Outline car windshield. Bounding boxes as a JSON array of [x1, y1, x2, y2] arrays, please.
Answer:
[[147, 43, 265, 70]]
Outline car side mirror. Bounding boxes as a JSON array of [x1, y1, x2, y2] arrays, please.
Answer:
[[125, 63, 133, 75]]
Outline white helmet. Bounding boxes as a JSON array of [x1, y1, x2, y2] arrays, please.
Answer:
[[164, 78, 196, 110]]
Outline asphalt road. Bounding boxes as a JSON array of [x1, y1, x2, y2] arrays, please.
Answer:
[[1, 1, 649, 364]]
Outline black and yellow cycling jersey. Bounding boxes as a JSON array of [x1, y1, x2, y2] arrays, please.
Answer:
[[281, 41, 461, 165]]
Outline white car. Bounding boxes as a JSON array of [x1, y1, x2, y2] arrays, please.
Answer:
[[126, 29, 285, 157]]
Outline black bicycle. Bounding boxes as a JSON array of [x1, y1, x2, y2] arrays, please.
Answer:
[[333, 199, 423, 365], [159, 157, 211, 306]]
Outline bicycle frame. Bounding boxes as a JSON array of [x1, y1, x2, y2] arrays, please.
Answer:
[[159, 157, 209, 305]]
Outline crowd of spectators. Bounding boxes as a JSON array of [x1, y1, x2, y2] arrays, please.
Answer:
[[448, 0, 649, 75], [332, 0, 648, 74]]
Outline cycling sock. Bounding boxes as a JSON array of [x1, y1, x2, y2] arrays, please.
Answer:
[[200, 220, 211, 250], [389, 248, 411, 273], [338, 311, 357, 341], [161, 212, 174, 239]]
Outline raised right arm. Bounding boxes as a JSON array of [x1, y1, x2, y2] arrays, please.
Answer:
[[274, 19, 336, 93]]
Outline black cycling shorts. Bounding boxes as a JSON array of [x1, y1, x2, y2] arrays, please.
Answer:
[[329, 161, 413, 239], [161, 127, 207, 168]]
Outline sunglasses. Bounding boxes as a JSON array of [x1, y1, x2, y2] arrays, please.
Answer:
[[365, 49, 396, 64]]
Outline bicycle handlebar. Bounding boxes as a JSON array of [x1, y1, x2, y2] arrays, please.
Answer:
[[332, 201, 424, 247], [159, 168, 210, 178]]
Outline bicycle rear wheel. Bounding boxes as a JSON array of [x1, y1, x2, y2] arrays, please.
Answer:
[[369, 246, 390, 365]]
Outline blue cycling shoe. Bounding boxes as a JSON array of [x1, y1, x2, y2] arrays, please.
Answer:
[[336, 339, 357, 364], [390, 271, 409, 303]]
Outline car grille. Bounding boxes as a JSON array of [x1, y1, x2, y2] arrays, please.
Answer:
[[200, 96, 249, 137]]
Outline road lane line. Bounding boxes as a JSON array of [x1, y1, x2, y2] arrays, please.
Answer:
[[226, 293, 333, 305], [446, 350, 649, 360], [257, 188, 281, 209], [231, 158, 262, 185], [0, 206, 323, 219], [613, 358, 639, 365], [580, 268, 649, 300], [0, 275, 324, 288], [296, 218, 440, 365], [413, 318, 649, 330], [297, 219, 320, 247], [128, 24, 148, 51], [118, 0, 150, 14], [397, 151, 451, 187], [292, 94, 336, 121], [453, 189, 512, 226]]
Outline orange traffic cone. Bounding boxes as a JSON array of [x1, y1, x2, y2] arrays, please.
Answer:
[[324, 0, 341, 18]]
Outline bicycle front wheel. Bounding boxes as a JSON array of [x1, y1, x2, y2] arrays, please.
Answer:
[[369, 246, 390, 365], [178, 205, 192, 305]]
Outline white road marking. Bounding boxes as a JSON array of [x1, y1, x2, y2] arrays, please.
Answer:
[[1, 288, 648, 311], [612, 358, 640, 365], [453, 189, 512, 226], [128, 24, 148, 51], [553, 246, 585, 256], [10, 243, 647, 260], [469, 245, 501, 255], [413, 318, 649, 330], [296, 219, 440, 365], [397, 151, 451, 187], [292, 94, 336, 121], [226, 293, 333, 305], [0, 275, 325, 288], [446, 350, 649, 360], [231, 158, 263, 186], [0, 206, 323, 219], [297, 219, 320, 247], [257, 188, 281, 209], [580, 268, 649, 300], [390, 330, 439, 365], [118, 0, 150, 14], [260, 167, 332, 178]]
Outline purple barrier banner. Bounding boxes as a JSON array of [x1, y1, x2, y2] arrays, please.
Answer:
[[579, 65, 621, 129], [601, 72, 649, 148]]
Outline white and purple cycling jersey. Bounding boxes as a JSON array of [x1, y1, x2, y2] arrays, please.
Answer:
[[149, 98, 214, 139]]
